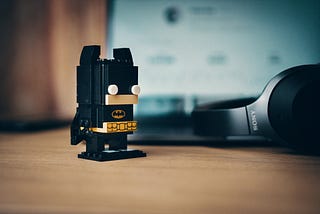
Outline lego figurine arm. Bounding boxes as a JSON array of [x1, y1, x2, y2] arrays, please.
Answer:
[[70, 109, 93, 145], [70, 109, 82, 145]]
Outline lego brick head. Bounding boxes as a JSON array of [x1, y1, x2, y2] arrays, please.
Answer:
[[104, 49, 140, 105], [77, 46, 140, 106]]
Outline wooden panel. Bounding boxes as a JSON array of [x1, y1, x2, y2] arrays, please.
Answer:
[[49, 0, 107, 119], [0, 0, 106, 121], [0, 0, 53, 120]]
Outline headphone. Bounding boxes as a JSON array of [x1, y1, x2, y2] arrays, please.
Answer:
[[192, 64, 320, 153]]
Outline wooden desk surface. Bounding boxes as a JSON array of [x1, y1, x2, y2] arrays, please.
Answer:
[[0, 128, 320, 214]]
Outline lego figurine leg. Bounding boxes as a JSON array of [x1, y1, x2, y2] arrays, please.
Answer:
[[86, 135, 105, 153], [109, 134, 127, 150], [78, 134, 105, 160], [78, 133, 146, 162]]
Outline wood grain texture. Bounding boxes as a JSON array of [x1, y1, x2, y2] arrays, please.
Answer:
[[0, 0, 106, 120], [0, 128, 320, 214]]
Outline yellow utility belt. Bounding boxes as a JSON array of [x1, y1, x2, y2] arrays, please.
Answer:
[[82, 121, 137, 134]]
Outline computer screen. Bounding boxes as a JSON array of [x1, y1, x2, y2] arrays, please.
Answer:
[[107, 0, 320, 116]]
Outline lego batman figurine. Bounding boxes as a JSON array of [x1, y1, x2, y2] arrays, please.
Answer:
[[71, 45, 146, 161]]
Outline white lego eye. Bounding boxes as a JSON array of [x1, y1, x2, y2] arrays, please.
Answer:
[[131, 85, 140, 95], [108, 84, 118, 95]]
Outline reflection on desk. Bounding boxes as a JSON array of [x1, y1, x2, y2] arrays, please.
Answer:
[[0, 128, 320, 214]]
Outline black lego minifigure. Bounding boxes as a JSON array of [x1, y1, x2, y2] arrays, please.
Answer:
[[71, 45, 146, 161]]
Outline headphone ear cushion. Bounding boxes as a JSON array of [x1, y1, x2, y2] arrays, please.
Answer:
[[268, 65, 320, 152]]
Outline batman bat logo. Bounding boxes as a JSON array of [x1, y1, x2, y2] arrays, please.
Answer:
[[112, 110, 126, 119]]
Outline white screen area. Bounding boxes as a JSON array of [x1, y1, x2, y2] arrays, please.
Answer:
[[108, 0, 320, 114]]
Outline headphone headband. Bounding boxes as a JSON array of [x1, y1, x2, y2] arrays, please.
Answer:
[[192, 98, 256, 136]]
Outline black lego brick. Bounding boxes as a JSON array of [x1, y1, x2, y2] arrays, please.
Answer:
[[78, 149, 146, 162]]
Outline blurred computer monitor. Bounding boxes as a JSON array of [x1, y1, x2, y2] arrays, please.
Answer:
[[107, 0, 320, 118]]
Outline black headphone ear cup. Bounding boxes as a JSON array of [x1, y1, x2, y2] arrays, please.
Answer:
[[268, 65, 320, 152], [292, 81, 320, 141]]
